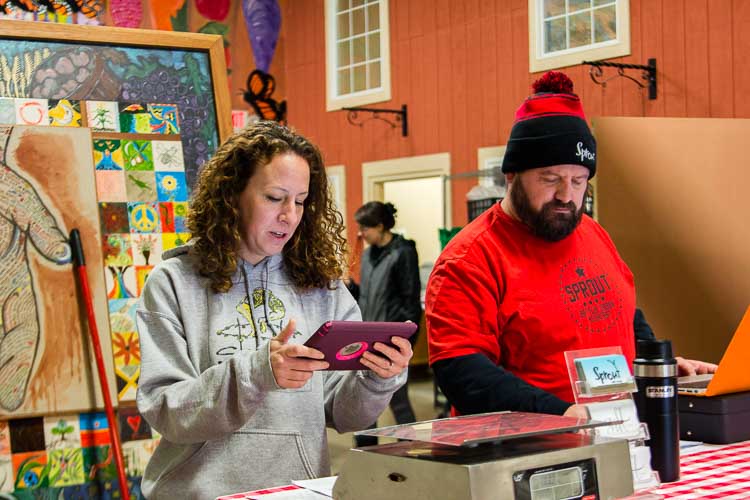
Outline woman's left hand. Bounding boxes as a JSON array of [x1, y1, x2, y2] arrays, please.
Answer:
[[676, 356, 718, 376], [359, 335, 413, 379]]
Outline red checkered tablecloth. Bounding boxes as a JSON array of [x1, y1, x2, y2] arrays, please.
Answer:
[[649, 441, 750, 499]]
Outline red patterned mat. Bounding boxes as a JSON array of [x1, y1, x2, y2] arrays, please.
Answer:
[[649, 441, 750, 499]]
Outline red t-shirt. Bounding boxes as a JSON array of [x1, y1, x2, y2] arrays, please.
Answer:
[[426, 203, 636, 403]]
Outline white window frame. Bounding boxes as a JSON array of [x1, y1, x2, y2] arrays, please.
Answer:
[[529, 0, 630, 73], [325, 0, 391, 111]]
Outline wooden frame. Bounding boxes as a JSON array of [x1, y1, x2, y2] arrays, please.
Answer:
[[0, 19, 232, 187]]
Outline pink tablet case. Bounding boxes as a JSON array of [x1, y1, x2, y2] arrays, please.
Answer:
[[304, 321, 418, 370]]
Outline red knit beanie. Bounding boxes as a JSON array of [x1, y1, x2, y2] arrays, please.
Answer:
[[501, 71, 596, 177]]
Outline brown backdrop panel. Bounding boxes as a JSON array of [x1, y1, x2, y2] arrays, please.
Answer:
[[595, 117, 750, 363]]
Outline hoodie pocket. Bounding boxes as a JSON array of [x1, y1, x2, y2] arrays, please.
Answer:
[[152, 429, 317, 497]]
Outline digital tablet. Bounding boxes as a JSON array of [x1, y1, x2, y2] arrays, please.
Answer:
[[304, 321, 418, 370]]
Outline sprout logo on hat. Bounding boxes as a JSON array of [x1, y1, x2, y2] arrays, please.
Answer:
[[501, 71, 597, 178]]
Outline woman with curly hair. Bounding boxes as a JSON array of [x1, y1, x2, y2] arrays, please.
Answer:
[[136, 121, 412, 499]]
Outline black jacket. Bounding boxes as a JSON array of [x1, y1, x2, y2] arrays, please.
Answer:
[[358, 234, 422, 326]]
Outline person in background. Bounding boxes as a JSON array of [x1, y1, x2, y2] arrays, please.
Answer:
[[136, 122, 412, 498], [425, 71, 715, 419], [351, 201, 422, 446]]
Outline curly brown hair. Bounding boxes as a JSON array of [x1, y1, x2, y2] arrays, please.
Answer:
[[188, 121, 348, 293]]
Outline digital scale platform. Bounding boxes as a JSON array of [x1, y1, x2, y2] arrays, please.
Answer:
[[334, 412, 634, 500]]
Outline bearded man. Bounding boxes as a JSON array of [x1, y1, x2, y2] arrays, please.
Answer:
[[425, 72, 714, 418]]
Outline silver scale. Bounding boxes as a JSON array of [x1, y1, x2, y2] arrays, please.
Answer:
[[333, 412, 634, 500]]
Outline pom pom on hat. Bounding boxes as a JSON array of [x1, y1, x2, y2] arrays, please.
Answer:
[[501, 71, 596, 177]]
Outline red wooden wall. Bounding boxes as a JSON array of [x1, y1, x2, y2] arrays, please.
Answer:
[[279, 0, 750, 246]]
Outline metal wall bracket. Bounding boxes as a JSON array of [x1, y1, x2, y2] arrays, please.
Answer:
[[342, 104, 408, 137], [583, 58, 657, 100]]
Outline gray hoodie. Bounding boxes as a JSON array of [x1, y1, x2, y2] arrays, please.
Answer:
[[136, 246, 406, 499]]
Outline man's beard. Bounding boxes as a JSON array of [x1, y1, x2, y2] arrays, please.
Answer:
[[510, 179, 584, 242]]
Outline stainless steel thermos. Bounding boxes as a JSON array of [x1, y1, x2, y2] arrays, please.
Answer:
[[633, 339, 680, 483]]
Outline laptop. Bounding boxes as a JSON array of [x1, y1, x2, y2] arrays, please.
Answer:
[[677, 305, 750, 396]]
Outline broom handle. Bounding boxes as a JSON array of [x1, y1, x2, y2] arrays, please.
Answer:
[[70, 229, 131, 500]]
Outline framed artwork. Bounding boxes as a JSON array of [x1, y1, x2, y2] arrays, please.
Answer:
[[0, 19, 232, 189], [0, 21, 231, 416]]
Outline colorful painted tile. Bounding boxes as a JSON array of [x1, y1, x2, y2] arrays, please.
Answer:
[[43, 415, 82, 451], [108, 298, 138, 332], [105, 265, 137, 300], [86, 101, 119, 131], [48, 99, 81, 127], [148, 103, 180, 134], [0, 421, 9, 456], [102, 233, 133, 267], [95, 170, 127, 202], [155, 171, 188, 202], [116, 365, 140, 401], [0, 98, 16, 124], [152, 140, 185, 170], [99, 202, 130, 234], [48, 448, 85, 487], [112, 331, 140, 367], [15, 98, 49, 126], [122, 140, 154, 171], [82, 445, 117, 483], [119, 103, 150, 134], [11, 450, 47, 489], [128, 202, 160, 234], [131, 233, 162, 266], [9, 418, 44, 453], [162, 232, 190, 251], [118, 407, 151, 443], [93, 138, 124, 170], [122, 439, 157, 478], [125, 171, 157, 202], [159, 202, 175, 232], [79, 413, 109, 448], [173, 202, 189, 232], [135, 265, 153, 296], [0, 455, 12, 493]]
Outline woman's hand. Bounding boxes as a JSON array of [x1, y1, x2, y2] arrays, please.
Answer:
[[359, 334, 413, 379], [270, 319, 329, 389], [675, 356, 717, 376]]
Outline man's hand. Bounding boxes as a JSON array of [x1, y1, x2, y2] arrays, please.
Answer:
[[675, 356, 717, 377], [359, 334, 413, 379], [563, 404, 590, 419], [269, 319, 329, 389]]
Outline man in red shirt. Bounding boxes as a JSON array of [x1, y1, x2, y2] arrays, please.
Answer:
[[426, 71, 715, 418]]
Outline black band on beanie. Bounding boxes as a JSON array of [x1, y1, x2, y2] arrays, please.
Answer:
[[501, 115, 596, 177]]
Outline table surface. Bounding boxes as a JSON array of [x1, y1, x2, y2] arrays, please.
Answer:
[[648, 441, 750, 499]]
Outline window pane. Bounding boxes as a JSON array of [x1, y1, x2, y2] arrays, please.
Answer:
[[337, 12, 350, 39], [544, 17, 567, 53], [338, 68, 351, 95], [594, 5, 617, 42], [544, 0, 565, 17], [337, 0, 349, 12], [353, 64, 367, 92], [352, 0, 364, 6], [352, 6, 366, 34], [338, 40, 351, 66], [369, 61, 381, 88], [366, 0, 378, 3], [569, 0, 591, 13], [594, 0, 616, 6], [352, 35, 366, 64], [367, 33, 380, 59], [569, 11, 592, 48], [367, 3, 380, 30]]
